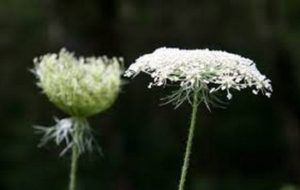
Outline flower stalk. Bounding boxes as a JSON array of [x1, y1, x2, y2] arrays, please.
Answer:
[[178, 91, 198, 190], [68, 117, 89, 190], [69, 140, 79, 190], [69, 118, 81, 190]]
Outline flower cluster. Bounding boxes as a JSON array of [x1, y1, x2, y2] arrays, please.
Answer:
[[32, 49, 122, 155], [33, 48, 123, 117], [125, 47, 272, 107]]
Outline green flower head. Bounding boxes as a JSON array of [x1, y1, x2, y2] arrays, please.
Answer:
[[33, 48, 122, 117]]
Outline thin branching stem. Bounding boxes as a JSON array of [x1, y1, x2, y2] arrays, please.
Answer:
[[178, 91, 199, 190]]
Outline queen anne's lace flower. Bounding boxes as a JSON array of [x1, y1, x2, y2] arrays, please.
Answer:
[[32, 49, 123, 155], [125, 47, 272, 107], [33, 48, 122, 117]]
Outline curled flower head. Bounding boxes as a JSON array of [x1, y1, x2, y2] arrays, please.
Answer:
[[33, 48, 123, 117], [125, 47, 272, 108]]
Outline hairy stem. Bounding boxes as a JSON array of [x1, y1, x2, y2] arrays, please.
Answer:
[[178, 92, 199, 190], [69, 118, 81, 190]]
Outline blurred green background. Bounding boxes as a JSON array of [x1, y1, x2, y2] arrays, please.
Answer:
[[0, 0, 300, 190]]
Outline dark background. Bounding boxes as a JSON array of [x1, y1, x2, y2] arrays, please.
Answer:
[[0, 0, 300, 190]]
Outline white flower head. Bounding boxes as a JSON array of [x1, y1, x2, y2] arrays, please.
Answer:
[[32, 49, 122, 155], [33, 48, 123, 117], [125, 47, 272, 108]]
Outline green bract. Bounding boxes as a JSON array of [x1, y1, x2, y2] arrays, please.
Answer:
[[33, 49, 122, 117]]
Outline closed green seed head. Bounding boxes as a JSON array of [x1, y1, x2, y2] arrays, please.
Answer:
[[33, 48, 122, 117]]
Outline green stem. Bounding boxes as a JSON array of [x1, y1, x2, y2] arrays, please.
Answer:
[[178, 92, 199, 190], [69, 118, 80, 190]]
